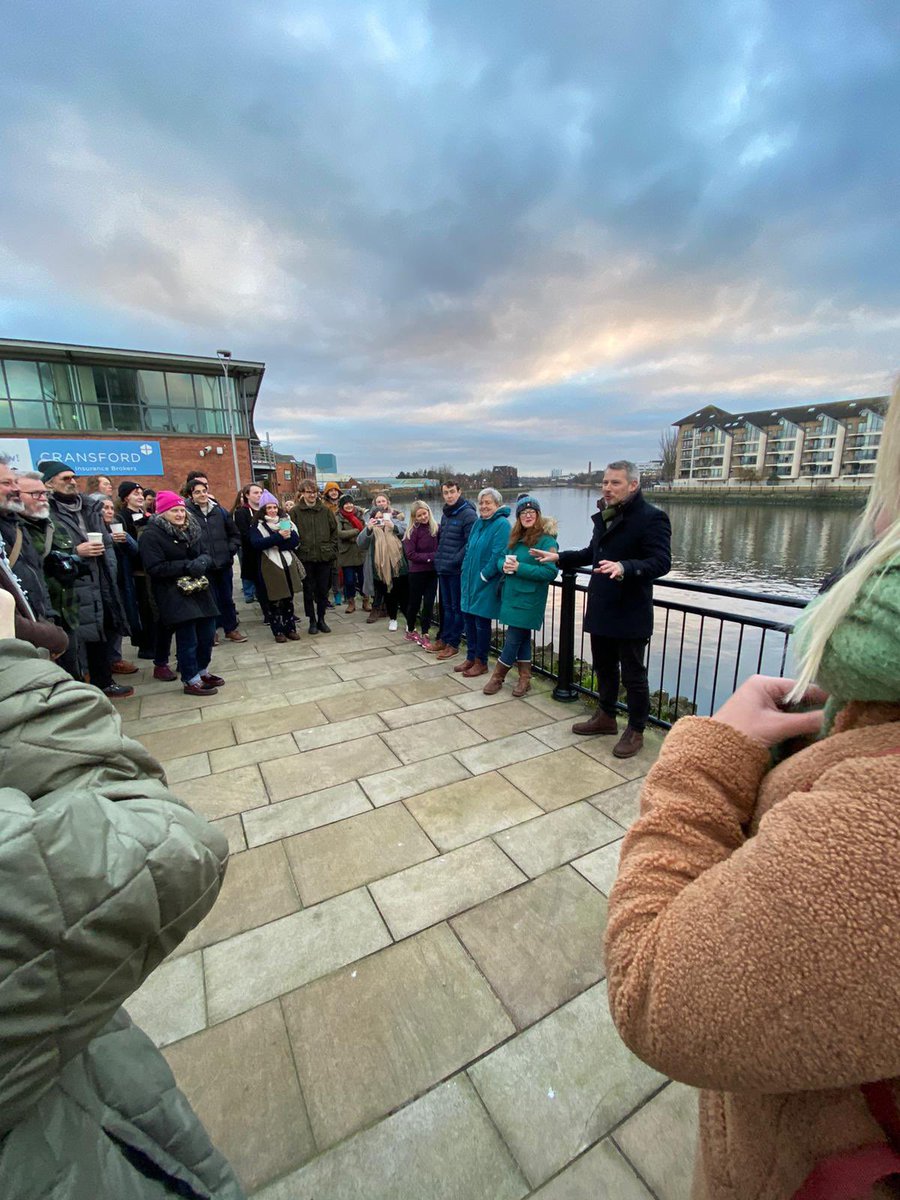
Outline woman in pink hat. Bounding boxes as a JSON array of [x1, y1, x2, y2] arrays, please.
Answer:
[[138, 491, 225, 696], [249, 491, 305, 642]]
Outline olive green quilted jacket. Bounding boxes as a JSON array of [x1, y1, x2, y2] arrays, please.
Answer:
[[0, 640, 244, 1199]]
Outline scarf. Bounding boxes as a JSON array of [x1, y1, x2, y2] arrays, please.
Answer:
[[260, 517, 297, 571], [342, 508, 364, 532], [372, 523, 404, 587]]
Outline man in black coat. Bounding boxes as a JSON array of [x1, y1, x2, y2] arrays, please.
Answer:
[[531, 460, 671, 758], [185, 479, 247, 643]]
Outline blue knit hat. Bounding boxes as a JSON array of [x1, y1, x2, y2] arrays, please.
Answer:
[[516, 494, 541, 516]]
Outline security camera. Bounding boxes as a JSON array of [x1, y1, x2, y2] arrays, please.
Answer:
[[216, 349, 232, 360]]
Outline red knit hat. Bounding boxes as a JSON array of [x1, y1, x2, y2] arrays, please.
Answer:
[[155, 490, 186, 515]]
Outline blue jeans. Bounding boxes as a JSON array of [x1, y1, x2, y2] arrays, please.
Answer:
[[210, 566, 238, 633], [175, 617, 217, 684], [437, 573, 463, 648], [241, 578, 256, 602], [463, 612, 493, 664], [342, 565, 362, 600], [499, 625, 532, 666]]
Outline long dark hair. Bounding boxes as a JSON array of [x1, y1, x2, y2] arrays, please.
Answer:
[[508, 513, 546, 549]]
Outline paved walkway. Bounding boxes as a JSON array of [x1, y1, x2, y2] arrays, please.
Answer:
[[123, 600, 698, 1199]]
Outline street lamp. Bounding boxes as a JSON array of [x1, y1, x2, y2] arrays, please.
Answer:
[[216, 349, 241, 492]]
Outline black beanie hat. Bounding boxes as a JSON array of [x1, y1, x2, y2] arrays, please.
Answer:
[[39, 461, 73, 483], [118, 480, 140, 501], [338, 493, 355, 508]]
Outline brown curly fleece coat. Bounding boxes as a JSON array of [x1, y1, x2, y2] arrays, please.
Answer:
[[605, 702, 900, 1200]]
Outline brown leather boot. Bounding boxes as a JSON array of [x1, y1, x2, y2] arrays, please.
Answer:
[[482, 661, 510, 695], [454, 658, 475, 673], [572, 709, 618, 736], [362, 596, 372, 612], [511, 661, 532, 696], [613, 727, 644, 758], [463, 661, 488, 678], [345, 599, 356, 613]]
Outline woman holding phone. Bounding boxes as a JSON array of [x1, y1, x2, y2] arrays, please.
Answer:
[[249, 490, 305, 642]]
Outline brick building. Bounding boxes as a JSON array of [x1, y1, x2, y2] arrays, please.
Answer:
[[0, 338, 267, 501]]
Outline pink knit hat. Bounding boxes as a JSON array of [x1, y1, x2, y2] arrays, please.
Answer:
[[155, 490, 186, 515]]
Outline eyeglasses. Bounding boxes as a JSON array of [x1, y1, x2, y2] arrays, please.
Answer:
[[20, 489, 49, 499]]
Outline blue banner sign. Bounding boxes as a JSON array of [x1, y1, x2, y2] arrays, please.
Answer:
[[28, 439, 165, 476]]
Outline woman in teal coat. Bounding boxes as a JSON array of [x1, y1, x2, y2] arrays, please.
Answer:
[[484, 494, 559, 697], [458, 489, 511, 678]]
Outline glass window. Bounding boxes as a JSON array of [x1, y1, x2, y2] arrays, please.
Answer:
[[110, 408, 142, 432], [12, 400, 51, 429], [0, 401, 12, 428], [143, 408, 172, 432], [194, 374, 221, 409], [199, 409, 227, 435], [76, 365, 105, 404], [4, 360, 44, 400], [137, 370, 168, 405], [166, 373, 196, 406], [169, 407, 200, 433]]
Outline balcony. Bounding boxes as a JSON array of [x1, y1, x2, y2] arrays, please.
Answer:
[[250, 439, 277, 469]]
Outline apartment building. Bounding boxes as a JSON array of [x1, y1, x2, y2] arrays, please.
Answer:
[[673, 397, 888, 484]]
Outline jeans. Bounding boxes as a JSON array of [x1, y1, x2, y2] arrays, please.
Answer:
[[499, 625, 532, 666], [241, 578, 256, 602], [463, 612, 492, 664], [406, 571, 437, 634], [342, 565, 363, 601], [210, 566, 238, 633], [175, 616, 217, 684], [437, 573, 463, 648], [590, 634, 650, 731], [302, 560, 333, 621]]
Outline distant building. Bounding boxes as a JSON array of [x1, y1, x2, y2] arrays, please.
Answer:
[[550, 468, 563, 478], [673, 397, 889, 484], [491, 464, 519, 489]]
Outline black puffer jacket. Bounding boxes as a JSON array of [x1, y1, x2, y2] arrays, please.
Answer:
[[185, 501, 241, 571], [47, 496, 128, 642], [138, 516, 220, 628]]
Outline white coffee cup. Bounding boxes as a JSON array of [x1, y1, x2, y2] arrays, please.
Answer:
[[110, 523, 124, 534], [86, 532, 104, 545], [505, 554, 517, 565]]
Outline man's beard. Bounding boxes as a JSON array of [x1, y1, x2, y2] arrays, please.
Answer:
[[25, 504, 50, 521], [1, 498, 24, 515]]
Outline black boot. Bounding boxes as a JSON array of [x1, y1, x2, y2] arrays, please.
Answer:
[[317, 617, 331, 633], [308, 619, 319, 635]]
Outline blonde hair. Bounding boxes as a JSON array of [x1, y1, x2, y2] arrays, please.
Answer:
[[404, 500, 438, 538], [789, 381, 900, 700]]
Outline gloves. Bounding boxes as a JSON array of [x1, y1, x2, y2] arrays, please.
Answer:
[[188, 555, 212, 576]]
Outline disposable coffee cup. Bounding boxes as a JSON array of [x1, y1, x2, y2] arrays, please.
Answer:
[[110, 523, 124, 534], [86, 532, 104, 545], [505, 554, 517, 565]]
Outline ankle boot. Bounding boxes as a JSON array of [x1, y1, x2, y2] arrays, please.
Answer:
[[482, 661, 511, 695], [572, 709, 618, 735], [345, 599, 357, 613], [454, 658, 475, 673], [362, 596, 372, 612], [511, 661, 532, 697]]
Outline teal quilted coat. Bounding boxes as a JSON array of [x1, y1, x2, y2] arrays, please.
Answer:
[[0, 640, 243, 1199]]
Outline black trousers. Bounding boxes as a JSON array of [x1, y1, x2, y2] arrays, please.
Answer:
[[373, 575, 408, 620], [84, 637, 113, 690], [590, 634, 650, 732], [406, 571, 437, 634], [301, 560, 332, 621]]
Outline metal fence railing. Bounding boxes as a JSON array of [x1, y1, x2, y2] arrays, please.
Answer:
[[490, 571, 811, 730]]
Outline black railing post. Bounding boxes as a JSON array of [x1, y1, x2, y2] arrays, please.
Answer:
[[552, 569, 580, 702]]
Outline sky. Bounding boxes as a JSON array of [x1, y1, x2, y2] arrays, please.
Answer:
[[1, 0, 898, 475]]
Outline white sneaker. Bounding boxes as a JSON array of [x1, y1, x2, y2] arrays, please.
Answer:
[[388, 619, 398, 631]]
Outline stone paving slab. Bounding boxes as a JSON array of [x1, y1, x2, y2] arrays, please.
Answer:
[[242, 781, 372, 848], [140, 717, 236, 760], [235, 701, 328, 743], [211, 813, 246, 855], [282, 924, 515, 1147], [457, 698, 552, 740], [389, 675, 468, 704], [164, 1001, 316, 1194], [291, 712, 387, 751], [165, 752, 211, 783], [210, 733, 299, 774], [450, 867, 608, 1029], [187, 764, 269, 821], [127, 951, 205, 1048], [589, 777, 645, 827], [405, 771, 542, 852], [493, 801, 624, 878], [282, 802, 437, 905], [261, 734, 401, 801], [381, 714, 485, 764], [358, 753, 472, 807], [613, 1082, 699, 1200], [251, 1074, 529, 1200], [380, 696, 461, 729], [450, 685, 516, 710], [454, 731, 551, 775], [316, 685, 403, 721], [468, 981, 665, 1187], [369, 838, 527, 939], [572, 839, 624, 896], [204, 887, 391, 1023], [576, 733, 664, 780], [530, 1138, 653, 1199], [499, 746, 625, 811]]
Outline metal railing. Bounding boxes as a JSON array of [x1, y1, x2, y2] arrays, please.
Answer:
[[493, 571, 811, 730]]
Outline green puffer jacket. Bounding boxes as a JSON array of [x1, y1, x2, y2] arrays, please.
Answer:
[[0, 640, 243, 1200], [496, 525, 559, 630], [290, 498, 338, 563]]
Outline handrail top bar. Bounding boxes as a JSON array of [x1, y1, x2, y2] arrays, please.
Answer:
[[561, 567, 811, 609]]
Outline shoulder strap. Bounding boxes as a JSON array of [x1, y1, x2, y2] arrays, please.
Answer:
[[8, 526, 23, 568]]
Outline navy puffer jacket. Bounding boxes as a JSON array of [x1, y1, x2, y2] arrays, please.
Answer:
[[434, 497, 477, 575]]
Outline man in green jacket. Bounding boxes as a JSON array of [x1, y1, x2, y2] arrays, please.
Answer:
[[0, 591, 244, 1199], [291, 479, 338, 635]]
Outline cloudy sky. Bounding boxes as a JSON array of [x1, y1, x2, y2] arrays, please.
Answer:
[[2, 1, 898, 474]]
